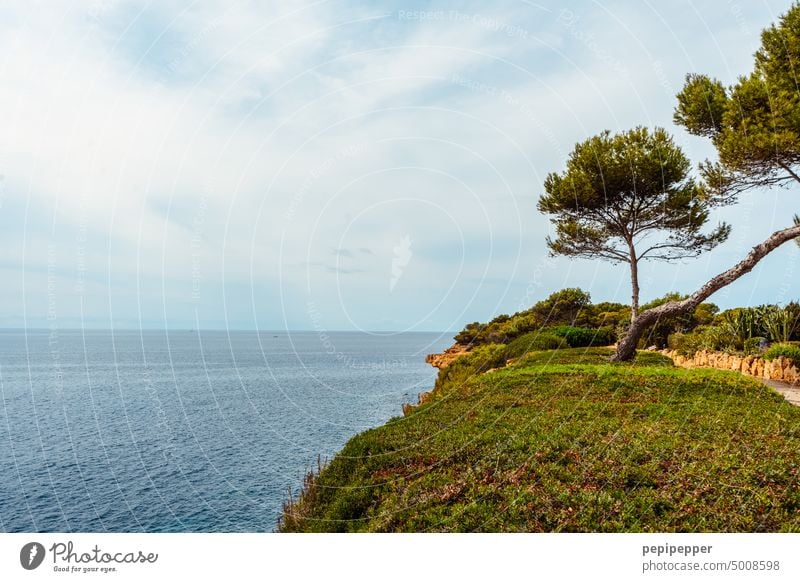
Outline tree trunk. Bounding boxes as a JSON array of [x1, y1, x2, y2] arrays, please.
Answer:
[[611, 223, 800, 362], [629, 257, 640, 321]]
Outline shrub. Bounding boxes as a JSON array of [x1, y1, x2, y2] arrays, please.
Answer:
[[433, 344, 508, 395], [454, 322, 484, 345], [548, 325, 614, 348], [637, 294, 719, 348], [503, 332, 564, 359], [489, 314, 511, 325], [453, 288, 596, 346], [466, 343, 509, 370], [763, 343, 800, 367], [598, 325, 618, 343], [667, 325, 735, 356], [583, 302, 630, 329], [667, 332, 688, 352], [789, 302, 800, 341], [697, 325, 739, 352], [531, 288, 591, 326], [505, 314, 540, 337], [743, 336, 766, 356]]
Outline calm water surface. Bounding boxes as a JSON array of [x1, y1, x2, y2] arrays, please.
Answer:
[[0, 330, 450, 532]]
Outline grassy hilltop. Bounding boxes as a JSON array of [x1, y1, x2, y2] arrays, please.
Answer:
[[280, 347, 800, 532]]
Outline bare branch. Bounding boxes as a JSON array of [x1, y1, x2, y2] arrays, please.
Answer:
[[777, 160, 800, 185]]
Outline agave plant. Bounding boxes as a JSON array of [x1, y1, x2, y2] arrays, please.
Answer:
[[762, 305, 800, 343], [718, 308, 763, 348]]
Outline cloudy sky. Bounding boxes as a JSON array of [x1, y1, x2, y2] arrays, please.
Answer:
[[1, 0, 797, 332]]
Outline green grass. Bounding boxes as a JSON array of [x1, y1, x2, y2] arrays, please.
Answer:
[[280, 348, 800, 532]]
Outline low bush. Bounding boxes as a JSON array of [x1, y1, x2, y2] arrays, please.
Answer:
[[667, 332, 687, 352], [549, 325, 615, 348], [452, 288, 624, 347], [743, 336, 766, 356], [634, 294, 719, 349], [432, 343, 508, 396], [666, 325, 735, 356], [763, 343, 800, 367], [503, 332, 564, 359]]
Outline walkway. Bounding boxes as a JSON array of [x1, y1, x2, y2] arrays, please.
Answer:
[[761, 378, 800, 407]]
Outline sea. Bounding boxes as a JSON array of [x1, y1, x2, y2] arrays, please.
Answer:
[[0, 329, 451, 532]]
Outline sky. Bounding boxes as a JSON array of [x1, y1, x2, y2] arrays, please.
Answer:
[[0, 0, 798, 333]]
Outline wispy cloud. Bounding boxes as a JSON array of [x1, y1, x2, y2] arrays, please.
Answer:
[[0, 0, 795, 331]]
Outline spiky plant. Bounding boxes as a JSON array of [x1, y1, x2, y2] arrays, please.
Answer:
[[762, 305, 800, 343]]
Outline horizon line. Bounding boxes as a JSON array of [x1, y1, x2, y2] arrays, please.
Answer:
[[0, 327, 455, 334]]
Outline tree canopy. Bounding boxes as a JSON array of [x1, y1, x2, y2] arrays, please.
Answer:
[[675, 2, 800, 200], [538, 126, 730, 318]]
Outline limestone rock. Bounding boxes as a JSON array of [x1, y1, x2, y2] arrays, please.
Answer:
[[425, 343, 470, 369], [660, 349, 799, 386]]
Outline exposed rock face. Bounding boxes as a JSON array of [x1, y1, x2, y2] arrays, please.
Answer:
[[425, 343, 470, 369], [403, 390, 433, 416], [662, 349, 800, 386], [406, 345, 472, 415]]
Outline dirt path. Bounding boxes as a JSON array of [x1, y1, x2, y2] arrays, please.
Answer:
[[761, 378, 800, 407]]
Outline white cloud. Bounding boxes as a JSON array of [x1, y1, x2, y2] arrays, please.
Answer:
[[1, 0, 797, 330]]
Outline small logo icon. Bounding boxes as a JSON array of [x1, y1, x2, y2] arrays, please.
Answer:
[[20, 542, 45, 570]]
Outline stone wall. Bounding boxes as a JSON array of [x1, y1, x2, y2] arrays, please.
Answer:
[[662, 349, 799, 385]]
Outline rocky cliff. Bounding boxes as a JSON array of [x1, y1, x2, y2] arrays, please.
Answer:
[[425, 343, 470, 369]]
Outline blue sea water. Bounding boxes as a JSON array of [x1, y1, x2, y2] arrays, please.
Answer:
[[0, 329, 450, 532]]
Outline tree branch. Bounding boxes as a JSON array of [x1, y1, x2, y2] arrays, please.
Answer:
[[613, 222, 800, 360], [777, 160, 800, 186]]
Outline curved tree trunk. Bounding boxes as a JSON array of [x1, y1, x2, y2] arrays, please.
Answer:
[[611, 223, 800, 362]]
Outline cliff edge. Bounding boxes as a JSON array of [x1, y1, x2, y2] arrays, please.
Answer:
[[424, 343, 470, 369]]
